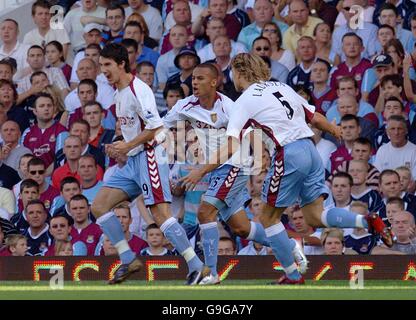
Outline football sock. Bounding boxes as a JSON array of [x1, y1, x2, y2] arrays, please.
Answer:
[[265, 223, 301, 280], [97, 212, 135, 264], [160, 217, 203, 273], [322, 208, 368, 229], [246, 221, 269, 246], [200, 222, 219, 276]]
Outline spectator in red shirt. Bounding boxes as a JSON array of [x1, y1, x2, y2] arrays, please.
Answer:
[[310, 59, 337, 114], [330, 33, 372, 91], [22, 93, 68, 174], [69, 194, 102, 256], [51, 135, 83, 190], [329, 114, 361, 173]]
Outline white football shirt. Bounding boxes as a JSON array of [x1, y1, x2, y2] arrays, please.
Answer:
[[116, 76, 163, 156], [227, 81, 315, 151], [163, 92, 252, 168]]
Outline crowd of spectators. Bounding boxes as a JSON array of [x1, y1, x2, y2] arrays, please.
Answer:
[[0, 0, 416, 257]]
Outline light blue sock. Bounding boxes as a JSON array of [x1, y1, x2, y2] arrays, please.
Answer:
[[265, 223, 301, 280], [247, 221, 269, 246], [97, 212, 135, 264], [160, 217, 203, 273], [200, 222, 219, 276], [323, 207, 368, 228]]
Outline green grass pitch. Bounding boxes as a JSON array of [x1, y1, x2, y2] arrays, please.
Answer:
[[0, 280, 415, 300]]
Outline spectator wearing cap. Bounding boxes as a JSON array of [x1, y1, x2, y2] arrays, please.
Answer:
[[329, 33, 372, 92], [282, 0, 323, 57], [238, 0, 288, 51], [286, 36, 318, 90], [122, 21, 159, 68], [192, 0, 242, 41], [156, 24, 188, 91], [330, 0, 379, 61], [100, 4, 126, 47], [0, 58, 17, 82], [69, 24, 104, 89], [166, 45, 200, 97], [23, 1, 70, 60], [63, 0, 106, 55], [124, 0, 163, 42], [0, 19, 30, 81]]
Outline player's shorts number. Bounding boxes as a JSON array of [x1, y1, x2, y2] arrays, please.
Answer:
[[142, 183, 149, 195], [273, 91, 294, 120]]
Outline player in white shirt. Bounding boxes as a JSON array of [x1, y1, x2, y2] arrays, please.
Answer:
[[91, 43, 207, 285], [181, 53, 393, 285], [164, 63, 275, 285]]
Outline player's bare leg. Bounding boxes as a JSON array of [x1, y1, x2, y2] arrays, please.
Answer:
[[92, 187, 143, 284], [259, 203, 306, 284], [301, 196, 393, 247], [150, 202, 209, 285]]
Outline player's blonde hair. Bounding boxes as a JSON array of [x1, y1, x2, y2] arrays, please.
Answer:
[[231, 53, 271, 84]]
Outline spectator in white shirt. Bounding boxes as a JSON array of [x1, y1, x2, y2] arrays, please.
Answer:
[[125, 0, 163, 41], [375, 115, 416, 179], [0, 19, 30, 81], [23, 0, 71, 60]]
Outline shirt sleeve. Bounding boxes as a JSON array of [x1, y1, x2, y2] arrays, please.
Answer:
[[163, 100, 186, 128], [135, 81, 164, 130], [226, 101, 251, 139]]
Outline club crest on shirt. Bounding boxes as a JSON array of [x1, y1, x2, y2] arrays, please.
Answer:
[[87, 235, 95, 243], [49, 134, 56, 143], [44, 200, 50, 209], [210, 113, 217, 123]]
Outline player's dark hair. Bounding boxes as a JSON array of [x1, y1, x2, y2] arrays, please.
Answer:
[[78, 79, 98, 94], [27, 157, 45, 169], [385, 96, 404, 110], [378, 24, 396, 36], [340, 114, 360, 126], [34, 92, 54, 108], [30, 70, 48, 84], [341, 32, 363, 46], [106, 3, 125, 17], [380, 169, 400, 184], [332, 172, 353, 186], [26, 199, 46, 212], [100, 43, 130, 73], [20, 179, 39, 193], [69, 194, 89, 207], [163, 83, 185, 100], [121, 38, 139, 52], [60, 176, 81, 192]]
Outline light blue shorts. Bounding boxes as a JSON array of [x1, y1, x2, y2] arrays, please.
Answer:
[[262, 138, 328, 208], [104, 145, 172, 206]]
